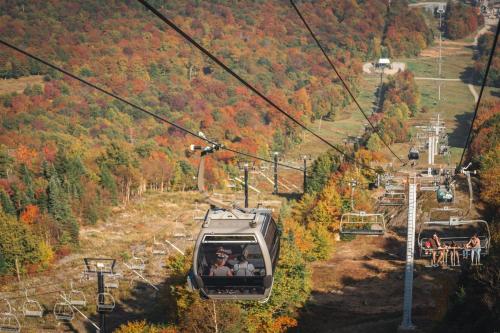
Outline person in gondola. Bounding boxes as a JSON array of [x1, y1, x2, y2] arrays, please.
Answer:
[[233, 254, 255, 276], [210, 253, 233, 277], [216, 246, 232, 266]]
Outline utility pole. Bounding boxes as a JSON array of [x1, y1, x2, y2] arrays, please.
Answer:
[[435, 114, 440, 154], [244, 163, 249, 208], [437, 7, 445, 101], [350, 180, 357, 211], [428, 135, 433, 175], [97, 271, 106, 333], [273, 152, 278, 195]]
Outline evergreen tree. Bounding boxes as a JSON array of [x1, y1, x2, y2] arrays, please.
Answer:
[[42, 160, 57, 180], [0, 249, 7, 275], [9, 184, 26, 216], [55, 151, 86, 199], [0, 189, 16, 216], [19, 164, 35, 204], [99, 165, 118, 204], [0, 145, 13, 178], [306, 152, 339, 194], [47, 175, 79, 244]]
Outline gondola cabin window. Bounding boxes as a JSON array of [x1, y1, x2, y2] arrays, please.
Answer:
[[263, 218, 279, 270], [198, 235, 266, 277]]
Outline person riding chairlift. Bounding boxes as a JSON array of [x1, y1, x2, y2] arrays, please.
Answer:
[[466, 234, 481, 265]]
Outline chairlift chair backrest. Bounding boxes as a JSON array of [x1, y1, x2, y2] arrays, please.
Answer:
[[340, 211, 386, 235], [379, 191, 406, 206], [417, 219, 491, 257]]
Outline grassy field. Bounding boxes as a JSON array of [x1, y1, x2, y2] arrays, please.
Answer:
[[294, 76, 380, 160]]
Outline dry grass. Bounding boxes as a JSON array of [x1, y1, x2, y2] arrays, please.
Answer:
[[0, 75, 44, 95], [0, 190, 287, 332]]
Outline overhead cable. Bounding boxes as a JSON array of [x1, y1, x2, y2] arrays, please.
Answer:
[[136, 0, 381, 173], [290, 0, 405, 165], [0, 39, 302, 172]]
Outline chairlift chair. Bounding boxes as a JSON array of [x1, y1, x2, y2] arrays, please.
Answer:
[[0, 313, 20, 333], [419, 176, 439, 191], [340, 211, 386, 235], [379, 191, 406, 206], [0, 300, 13, 316], [152, 236, 168, 255], [128, 251, 146, 271], [385, 183, 405, 192], [105, 273, 121, 289], [80, 263, 97, 282], [68, 282, 87, 307], [96, 292, 115, 312], [428, 207, 464, 223], [417, 219, 491, 258], [53, 302, 74, 322], [173, 219, 188, 239], [22, 290, 43, 317]]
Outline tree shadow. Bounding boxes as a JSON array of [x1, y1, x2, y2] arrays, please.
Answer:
[[276, 192, 302, 201], [459, 66, 477, 85], [287, 233, 461, 333], [448, 112, 473, 148], [83, 274, 178, 332]]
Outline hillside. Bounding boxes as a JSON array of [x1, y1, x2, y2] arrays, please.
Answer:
[[6, 1, 497, 333], [0, 0, 433, 263]]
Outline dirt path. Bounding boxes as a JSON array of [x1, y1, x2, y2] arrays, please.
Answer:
[[466, 18, 497, 104], [468, 84, 479, 103]]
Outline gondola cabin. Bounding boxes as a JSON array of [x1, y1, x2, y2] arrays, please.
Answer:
[[408, 147, 420, 160], [191, 206, 280, 301], [437, 186, 453, 203]]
